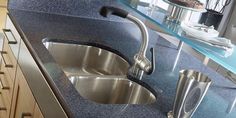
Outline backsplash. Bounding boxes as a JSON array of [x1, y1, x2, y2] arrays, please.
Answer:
[[8, 0, 127, 20]]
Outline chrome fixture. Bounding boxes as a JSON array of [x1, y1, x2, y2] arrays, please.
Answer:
[[168, 70, 211, 118], [100, 6, 155, 79]]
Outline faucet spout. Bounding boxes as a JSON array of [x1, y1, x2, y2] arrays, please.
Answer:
[[126, 15, 149, 57], [100, 6, 155, 79]]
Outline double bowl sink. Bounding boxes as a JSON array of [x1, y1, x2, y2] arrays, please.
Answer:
[[43, 39, 156, 104]]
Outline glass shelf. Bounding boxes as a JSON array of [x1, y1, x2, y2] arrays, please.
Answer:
[[119, 0, 236, 74]]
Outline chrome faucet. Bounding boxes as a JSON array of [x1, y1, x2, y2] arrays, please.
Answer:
[[100, 6, 155, 79]]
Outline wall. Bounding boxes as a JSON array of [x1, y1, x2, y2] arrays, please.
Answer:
[[224, 4, 236, 44], [0, 0, 7, 52], [218, 0, 235, 36], [0, 0, 7, 32]]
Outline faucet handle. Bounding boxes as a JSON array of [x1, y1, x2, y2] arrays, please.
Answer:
[[133, 47, 155, 75], [147, 47, 155, 75], [100, 6, 129, 18]]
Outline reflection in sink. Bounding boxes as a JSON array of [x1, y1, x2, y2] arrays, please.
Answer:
[[43, 40, 156, 104], [69, 75, 156, 104]]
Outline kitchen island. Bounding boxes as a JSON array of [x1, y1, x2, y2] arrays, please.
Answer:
[[4, 0, 236, 117]]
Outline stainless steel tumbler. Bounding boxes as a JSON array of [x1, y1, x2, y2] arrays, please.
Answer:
[[168, 70, 212, 118]]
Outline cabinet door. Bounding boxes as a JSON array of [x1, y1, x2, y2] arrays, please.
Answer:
[[13, 67, 35, 118], [33, 104, 44, 118], [0, 93, 8, 118]]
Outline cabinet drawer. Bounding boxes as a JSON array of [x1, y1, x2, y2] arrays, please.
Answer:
[[5, 16, 21, 42], [33, 103, 44, 118], [1, 37, 17, 80], [4, 15, 21, 59], [14, 66, 36, 118], [0, 62, 14, 106], [0, 93, 10, 118], [0, 61, 14, 86], [2, 29, 20, 60]]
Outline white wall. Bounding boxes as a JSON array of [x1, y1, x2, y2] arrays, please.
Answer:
[[140, 0, 169, 10], [224, 4, 236, 44]]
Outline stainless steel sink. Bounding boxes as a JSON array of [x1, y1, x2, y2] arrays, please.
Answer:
[[43, 40, 156, 104], [69, 75, 156, 104], [43, 41, 129, 76]]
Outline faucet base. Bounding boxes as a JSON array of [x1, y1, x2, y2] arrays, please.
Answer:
[[128, 64, 144, 80]]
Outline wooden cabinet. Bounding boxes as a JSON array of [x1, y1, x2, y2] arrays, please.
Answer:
[[0, 92, 9, 118], [0, 7, 7, 30], [0, 0, 7, 7], [0, 15, 44, 118], [33, 104, 44, 118], [1, 14, 67, 118], [12, 66, 35, 118], [0, 17, 20, 118], [0, 62, 15, 118], [11, 66, 43, 118]]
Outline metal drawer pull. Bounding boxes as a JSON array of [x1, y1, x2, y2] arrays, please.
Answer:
[[0, 72, 9, 90], [0, 72, 5, 94], [0, 107, 7, 110], [1, 51, 13, 68], [2, 29, 17, 44], [21, 113, 32, 118], [0, 98, 6, 110], [0, 79, 9, 90]]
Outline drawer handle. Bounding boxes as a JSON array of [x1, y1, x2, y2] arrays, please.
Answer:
[[21, 113, 32, 118], [2, 29, 17, 44], [1, 51, 13, 68], [0, 97, 6, 111], [0, 72, 9, 90], [0, 107, 7, 111]]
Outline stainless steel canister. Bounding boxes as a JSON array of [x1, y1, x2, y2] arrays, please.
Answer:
[[168, 70, 212, 118]]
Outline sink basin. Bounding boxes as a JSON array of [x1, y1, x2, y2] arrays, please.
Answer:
[[69, 75, 156, 104], [43, 41, 129, 76], [43, 40, 156, 104]]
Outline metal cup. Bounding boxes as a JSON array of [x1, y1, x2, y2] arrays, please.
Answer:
[[168, 70, 212, 118]]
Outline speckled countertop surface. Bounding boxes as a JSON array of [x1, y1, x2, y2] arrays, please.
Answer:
[[8, 8, 236, 118]]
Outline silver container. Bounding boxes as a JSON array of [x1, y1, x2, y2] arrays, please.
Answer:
[[168, 70, 212, 118]]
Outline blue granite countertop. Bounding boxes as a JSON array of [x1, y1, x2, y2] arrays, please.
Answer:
[[8, 8, 236, 118]]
